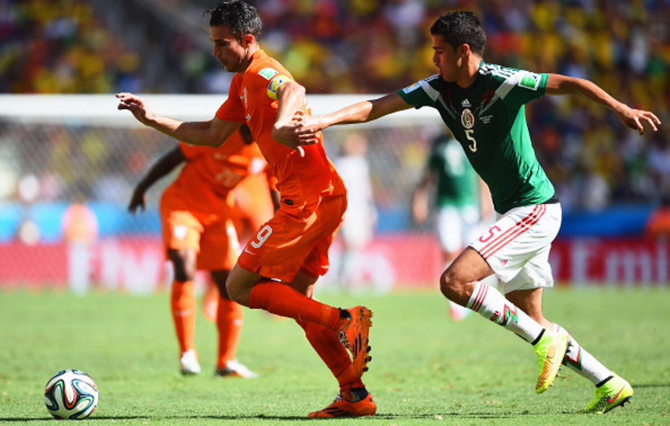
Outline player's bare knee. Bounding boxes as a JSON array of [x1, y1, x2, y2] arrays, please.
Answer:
[[226, 287, 247, 306], [210, 270, 230, 299], [440, 269, 474, 306], [172, 264, 195, 282], [225, 281, 243, 305], [225, 278, 252, 307], [168, 249, 195, 282], [439, 269, 460, 301]]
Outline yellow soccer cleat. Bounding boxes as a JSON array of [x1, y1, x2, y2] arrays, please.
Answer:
[[582, 373, 633, 414], [534, 330, 569, 393]]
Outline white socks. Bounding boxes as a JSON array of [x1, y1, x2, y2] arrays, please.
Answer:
[[553, 324, 613, 385], [467, 282, 544, 343], [464, 281, 613, 387]]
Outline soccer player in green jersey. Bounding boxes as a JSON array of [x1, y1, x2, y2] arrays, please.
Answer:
[[412, 131, 494, 321], [286, 11, 661, 414]]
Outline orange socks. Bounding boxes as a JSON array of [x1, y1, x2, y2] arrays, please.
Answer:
[[248, 280, 341, 329], [249, 281, 363, 390], [202, 281, 220, 323], [172, 280, 244, 369], [298, 319, 364, 390], [216, 298, 244, 369], [171, 280, 196, 353]]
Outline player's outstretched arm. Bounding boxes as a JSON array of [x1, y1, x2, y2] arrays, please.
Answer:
[[545, 74, 661, 135], [305, 93, 413, 134], [128, 147, 185, 214], [116, 92, 241, 147]]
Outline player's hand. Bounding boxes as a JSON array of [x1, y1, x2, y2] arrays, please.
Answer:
[[116, 92, 155, 126], [272, 110, 319, 155], [615, 104, 661, 136], [299, 113, 326, 134], [128, 188, 147, 214]]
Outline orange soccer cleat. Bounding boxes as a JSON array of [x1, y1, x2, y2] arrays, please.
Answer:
[[337, 306, 373, 377], [308, 392, 376, 418]]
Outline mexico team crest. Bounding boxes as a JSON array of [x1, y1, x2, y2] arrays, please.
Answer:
[[461, 108, 475, 129]]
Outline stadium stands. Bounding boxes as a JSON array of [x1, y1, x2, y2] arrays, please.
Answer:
[[0, 0, 668, 209]]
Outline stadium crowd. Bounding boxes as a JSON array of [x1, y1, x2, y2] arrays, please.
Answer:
[[0, 0, 669, 210]]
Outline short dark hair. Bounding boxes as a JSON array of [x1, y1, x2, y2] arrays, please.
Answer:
[[206, 0, 262, 41], [430, 11, 486, 56]]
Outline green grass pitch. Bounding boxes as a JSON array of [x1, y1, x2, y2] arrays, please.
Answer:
[[1, 287, 669, 425]]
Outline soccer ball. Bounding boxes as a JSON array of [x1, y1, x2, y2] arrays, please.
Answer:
[[44, 369, 98, 420]]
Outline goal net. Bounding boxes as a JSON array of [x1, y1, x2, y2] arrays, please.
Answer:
[[0, 94, 446, 294]]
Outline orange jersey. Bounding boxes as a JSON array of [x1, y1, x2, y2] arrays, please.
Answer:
[[215, 50, 346, 216], [161, 130, 268, 214]]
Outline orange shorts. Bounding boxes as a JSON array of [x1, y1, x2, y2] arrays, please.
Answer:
[[160, 207, 240, 271], [237, 194, 346, 283]]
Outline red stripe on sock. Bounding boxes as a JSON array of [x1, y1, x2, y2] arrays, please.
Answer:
[[469, 283, 488, 312]]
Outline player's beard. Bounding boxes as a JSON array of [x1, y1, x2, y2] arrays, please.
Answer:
[[237, 48, 249, 72], [217, 51, 245, 73], [219, 59, 237, 73], [227, 49, 249, 73]]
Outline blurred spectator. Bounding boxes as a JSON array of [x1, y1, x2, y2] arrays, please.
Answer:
[[15, 174, 41, 245], [61, 189, 98, 293], [333, 132, 377, 291], [646, 196, 670, 239], [62, 196, 98, 244], [648, 133, 670, 200], [15, 218, 40, 245], [0, 0, 141, 93], [0, 0, 668, 212]]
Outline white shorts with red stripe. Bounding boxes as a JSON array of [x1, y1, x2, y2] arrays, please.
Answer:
[[469, 203, 562, 293]]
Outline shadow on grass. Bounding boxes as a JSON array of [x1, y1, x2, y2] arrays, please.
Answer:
[[3, 406, 625, 422], [631, 383, 670, 389], [0, 416, 150, 422], [0, 414, 512, 422]]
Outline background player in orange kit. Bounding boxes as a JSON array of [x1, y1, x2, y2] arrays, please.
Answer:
[[129, 126, 270, 378], [200, 165, 280, 321], [117, 0, 375, 418], [201, 143, 279, 322], [230, 167, 279, 243]]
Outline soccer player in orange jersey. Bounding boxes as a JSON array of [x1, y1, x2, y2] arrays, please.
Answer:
[[202, 141, 278, 323], [230, 165, 278, 243], [200, 164, 279, 322], [128, 126, 268, 378], [117, 0, 375, 418]]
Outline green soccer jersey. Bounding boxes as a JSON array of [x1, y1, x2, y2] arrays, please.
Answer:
[[398, 61, 555, 214], [428, 134, 478, 208]]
